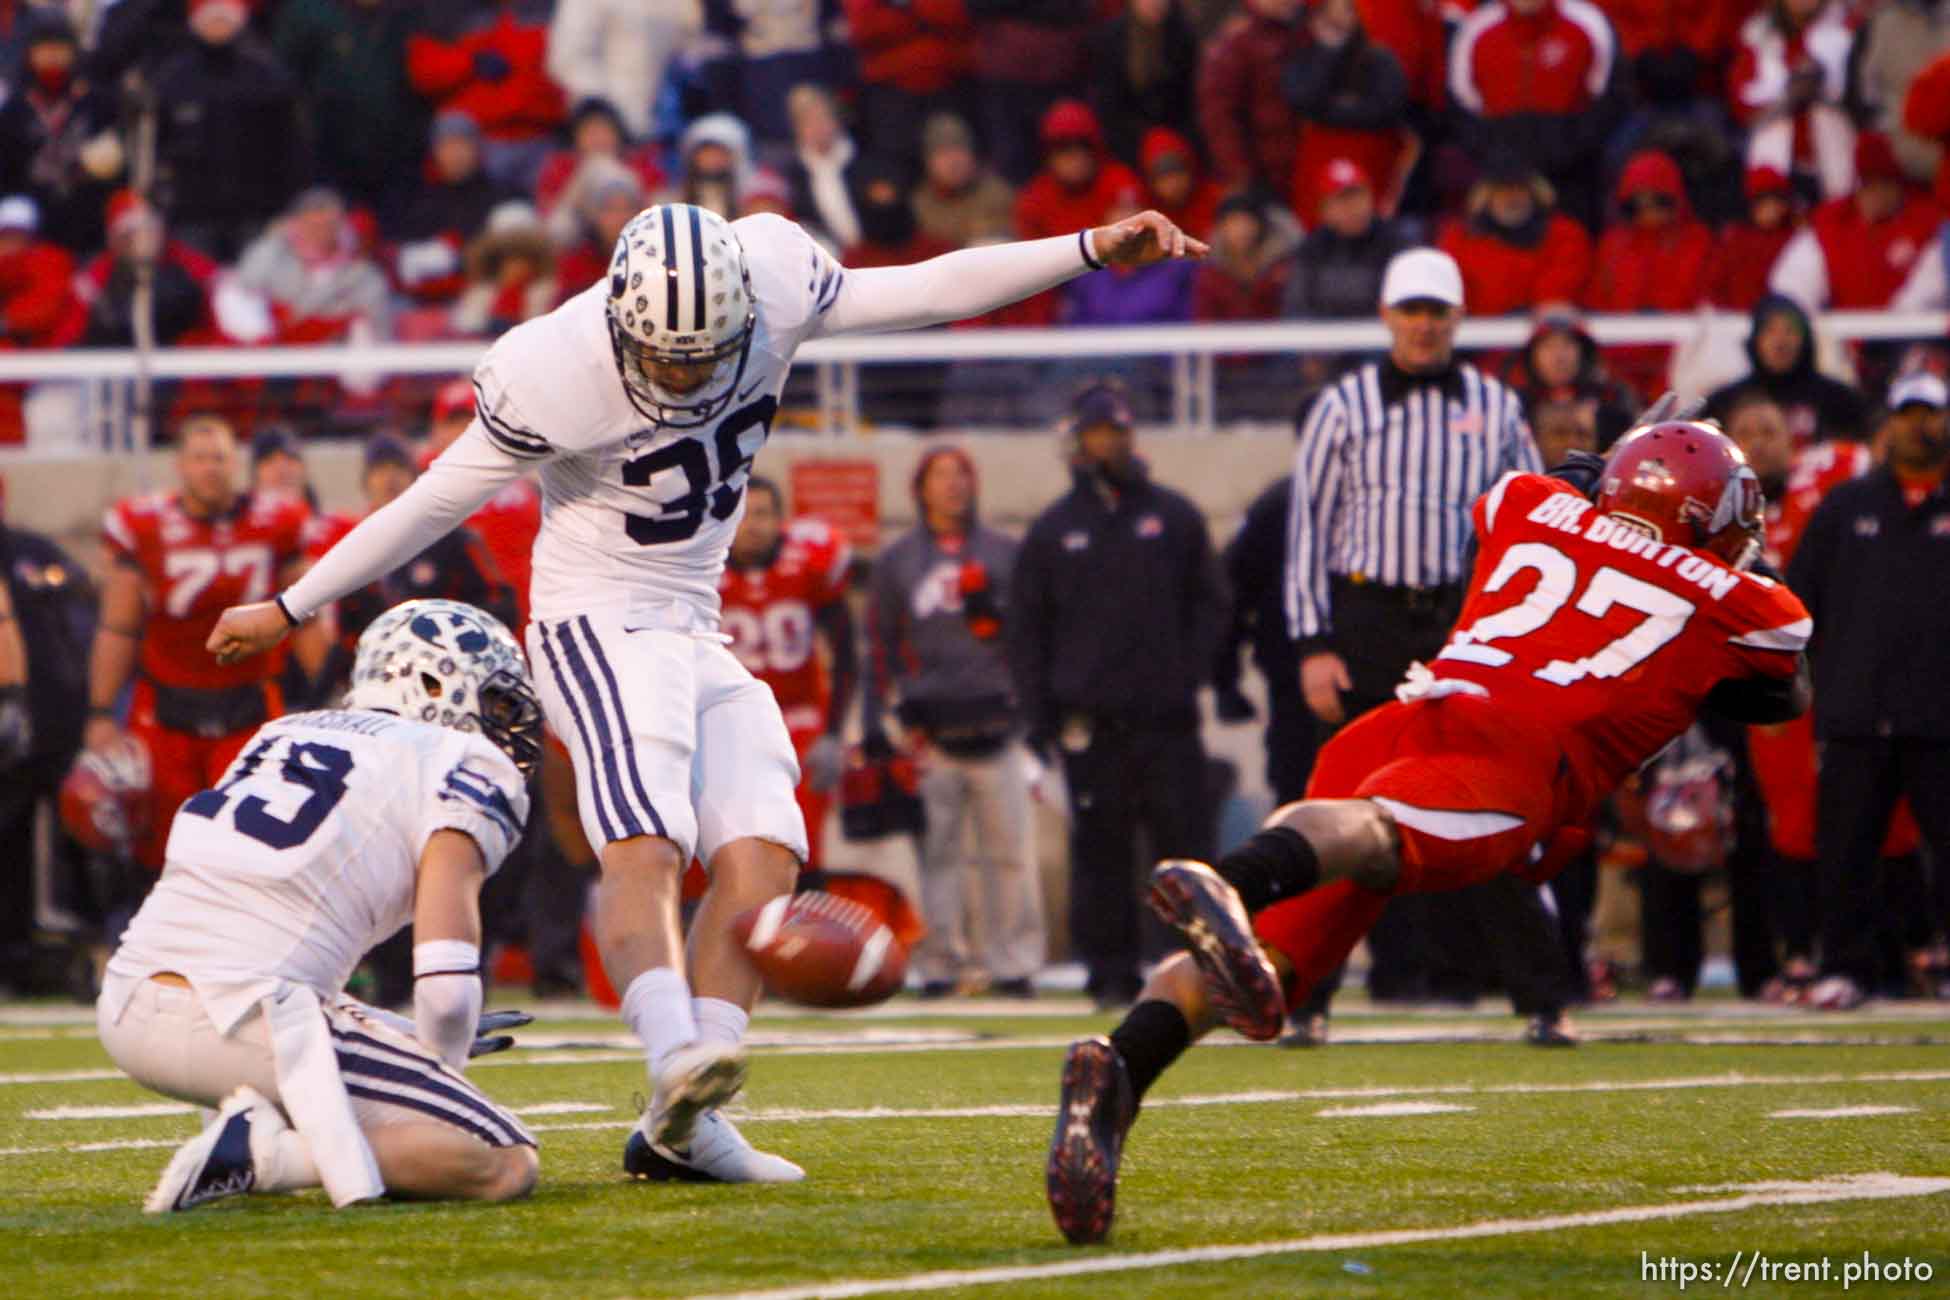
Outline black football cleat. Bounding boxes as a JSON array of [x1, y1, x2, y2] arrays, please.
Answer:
[[1046, 1037, 1135, 1245], [1147, 859, 1288, 1042]]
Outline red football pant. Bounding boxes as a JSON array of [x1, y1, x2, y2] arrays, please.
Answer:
[[126, 682, 258, 870], [791, 727, 830, 870], [1252, 696, 1565, 1005]]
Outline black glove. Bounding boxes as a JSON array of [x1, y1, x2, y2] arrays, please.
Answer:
[[1546, 449, 1607, 498], [861, 726, 895, 763], [1214, 682, 1256, 724], [471, 49, 513, 82], [468, 1008, 533, 1058]]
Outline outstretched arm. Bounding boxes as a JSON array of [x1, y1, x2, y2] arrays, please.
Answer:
[[207, 427, 521, 663], [818, 210, 1206, 337]]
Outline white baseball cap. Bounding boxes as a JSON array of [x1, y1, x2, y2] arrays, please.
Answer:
[[0, 195, 38, 234], [1888, 370, 1948, 411], [1380, 247, 1464, 309]]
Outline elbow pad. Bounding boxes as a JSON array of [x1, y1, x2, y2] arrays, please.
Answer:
[[413, 940, 483, 1071]]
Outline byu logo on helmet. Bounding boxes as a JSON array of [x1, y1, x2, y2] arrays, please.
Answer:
[[606, 203, 756, 429]]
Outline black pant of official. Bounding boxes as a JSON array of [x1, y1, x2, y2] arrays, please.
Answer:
[[1816, 737, 1950, 989], [1061, 718, 1211, 1004]]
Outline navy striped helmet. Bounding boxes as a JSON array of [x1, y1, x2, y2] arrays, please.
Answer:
[[606, 203, 756, 428]]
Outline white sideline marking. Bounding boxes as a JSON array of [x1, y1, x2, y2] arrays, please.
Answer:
[[26, 1103, 194, 1120], [685, 1174, 1950, 1300], [0, 1070, 122, 1085], [1770, 1105, 1916, 1120], [509, 1102, 609, 1117], [1316, 1102, 1473, 1118]]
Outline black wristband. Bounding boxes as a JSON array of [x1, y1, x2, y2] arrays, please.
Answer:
[[274, 594, 301, 629], [1078, 229, 1106, 272], [88, 706, 115, 720]]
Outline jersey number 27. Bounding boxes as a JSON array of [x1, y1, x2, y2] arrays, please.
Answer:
[[621, 397, 775, 544]]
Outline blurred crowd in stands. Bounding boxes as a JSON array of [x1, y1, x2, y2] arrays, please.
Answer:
[[6, 0, 1950, 437]]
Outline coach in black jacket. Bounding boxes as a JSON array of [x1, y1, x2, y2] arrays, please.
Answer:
[[1010, 380, 1227, 1008], [1786, 371, 1950, 1005]]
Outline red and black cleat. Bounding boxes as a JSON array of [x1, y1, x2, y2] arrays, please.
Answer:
[[1045, 1037, 1135, 1245], [1147, 859, 1287, 1042]]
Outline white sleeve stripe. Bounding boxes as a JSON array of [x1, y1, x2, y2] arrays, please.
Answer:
[[472, 383, 551, 459], [102, 509, 136, 552], [1558, 0, 1617, 98], [1730, 618, 1812, 652], [1447, 4, 1502, 114]]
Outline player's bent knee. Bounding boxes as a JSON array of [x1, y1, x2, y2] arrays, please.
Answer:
[[708, 837, 801, 902], [482, 1145, 539, 1203], [599, 834, 686, 882], [1265, 799, 1401, 894], [1351, 802, 1404, 894]]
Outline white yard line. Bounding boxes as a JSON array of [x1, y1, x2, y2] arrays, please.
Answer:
[[25, 1103, 194, 1120], [683, 1174, 1950, 1300], [1316, 1102, 1474, 1118], [1769, 1105, 1918, 1119]]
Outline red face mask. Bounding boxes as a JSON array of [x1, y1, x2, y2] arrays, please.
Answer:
[[32, 63, 73, 97]]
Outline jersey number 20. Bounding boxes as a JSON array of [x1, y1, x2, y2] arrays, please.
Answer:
[[621, 397, 775, 544]]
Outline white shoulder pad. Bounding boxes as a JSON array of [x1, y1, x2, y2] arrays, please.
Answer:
[[425, 733, 532, 876], [474, 287, 624, 457], [732, 213, 844, 344]]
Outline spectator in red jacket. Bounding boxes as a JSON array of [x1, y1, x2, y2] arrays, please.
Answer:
[[0, 197, 81, 443], [554, 163, 646, 299], [1769, 131, 1941, 311], [1284, 0, 1413, 226], [390, 113, 515, 306], [1729, 0, 1855, 200], [407, 0, 567, 191], [534, 97, 666, 241], [1196, 0, 1309, 196], [1193, 190, 1290, 326], [1902, 45, 1950, 214], [1709, 166, 1802, 309], [1584, 149, 1711, 395], [1437, 154, 1593, 315], [1088, 0, 1201, 169], [70, 190, 222, 349], [1007, 99, 1144, 327], [970, 1, 1097, 184], [1606, 0, 1751, 104], [1140, 128, 1220, 241], [1448, 0, 1622, 227], [844, 0, 974, 173]]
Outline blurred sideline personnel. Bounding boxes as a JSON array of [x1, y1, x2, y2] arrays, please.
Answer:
[[210, 202, 1207, 1183], [99, 600, 543, 1213], [1047, 418, 1813, 1244], [1212, 475, 1313, 808], [1787, 370, 1950, 1009], [865, 446, 1044, 997], [1011, 380, 1226, 1010], [1284, 248, 1570, 1045], [718, 476, 854, 869], [84, 415, 317, 880]]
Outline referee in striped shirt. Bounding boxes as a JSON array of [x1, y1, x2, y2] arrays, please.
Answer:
[[1279, 247, 1573, 1045]]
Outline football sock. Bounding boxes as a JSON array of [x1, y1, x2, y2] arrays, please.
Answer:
[[251, 1116, 320, 1193], [1109, 999, 1191, 1103], [691, 997, 749, 1051], [1215, 826, 1321, 914], [621, 967, 698, 1080]]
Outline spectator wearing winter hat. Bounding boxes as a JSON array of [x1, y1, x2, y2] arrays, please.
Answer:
[[545, 0, 699, 143], [70, 191, 222, 350], [273, 0, 427, 219], [912, 113, 1015, 248], [840, 157, 955, 270], [783, 84, 869, 253], [1138, 128, 1220, 241], [1701, 293, 1869, 446], [1448, 0, 1623, 229], [1730, 0, 1856, 201], [1583, 149, 1713, 396], [406, 0, 567, 191], [1194, 191, 1290, 328], [1709, 167, 1803, 310], [534, 98, 666, 240], [390, 112, 516, 306], [1901, 42, 1950, 215], [1282, 0, 1413, 228], [1504, 311, 1639, 450], [1012, 100, 1145, 327], [1436, 153, 1592, 316], [553, 162, 647, 299], [0, 197, 81, 443], [149, 0, 310, 262], [451, 200, 558, 337], [844, 0, 976, 173], [1279, 158, 1412, 323], [1769, 131, 1941, 312], [225, 187, 391, 346], [0, 12, 124, 258], [673, 112, 754, 219], [1088, 0, 1200, 169], [1196, 0, 1308, 195]]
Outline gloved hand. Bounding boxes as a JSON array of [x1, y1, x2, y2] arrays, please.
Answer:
[[804, 734, 847, 792], [471, 50, 512, 82], [1546, 449, 1607, 498], [468, 1009, 534, 1059]]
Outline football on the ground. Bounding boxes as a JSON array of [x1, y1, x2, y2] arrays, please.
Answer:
[[732, 891, 908, 1008]]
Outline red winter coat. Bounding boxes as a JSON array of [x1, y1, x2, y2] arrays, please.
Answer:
[[1600, 0, 1751, 62], [1451, 0, 1617, 117], [1805, 191, 1942, 309], [1012, 157, 1142, 327], [0, 240, 79, 346], [1359, 0, 1448, 109], [1141, 128, 1220, 240], [1707, 219, 1796, 309], [407, 6, 566, 142], [1903, 50, 1950, 212], [1584, 153, 1712, 310], [1193, 258, 1290, 326], [1438, 213, 1594, 314], [844, 0, 973, 95], [1196, 10, 1309, 192]]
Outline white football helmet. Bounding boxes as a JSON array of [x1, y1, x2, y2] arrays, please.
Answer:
[[345, 599, 543, 776], [606, 202, 755, 427]]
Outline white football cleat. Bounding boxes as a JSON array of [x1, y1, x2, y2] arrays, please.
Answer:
[[143, 1086, 271, 1213], [649, 1041, 747, 1150], [624, 1110, 804, 1184]]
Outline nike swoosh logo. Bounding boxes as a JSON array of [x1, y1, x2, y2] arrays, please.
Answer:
[[737, 379, 766, 402]]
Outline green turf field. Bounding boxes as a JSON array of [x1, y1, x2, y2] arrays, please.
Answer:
[[4, 997, 1948, 1298]]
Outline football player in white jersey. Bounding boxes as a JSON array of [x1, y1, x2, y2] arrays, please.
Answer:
[[100, 599, 545, 1213], [207, 203, 1207, 1182]]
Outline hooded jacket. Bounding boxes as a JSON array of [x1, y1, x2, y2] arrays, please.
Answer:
[[1701, 293, 1870, 444], [1013, 101, 1143, 325], [1140, 127, 1220, 240], [1584, 150, 1712, 311], [1505, 314, 1638, 448], [1436, 177, 1593, 314]]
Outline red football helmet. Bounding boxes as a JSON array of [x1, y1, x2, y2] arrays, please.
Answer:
[[1642, 751, 1735, 875], [59, 736, 153, 856], [1595, 421, 1764, 569]]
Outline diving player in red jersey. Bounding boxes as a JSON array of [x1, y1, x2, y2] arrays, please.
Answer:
[[82, 413, 315, 870], [1044, 418, 1814, 1245], [717, 476, 855, 867]]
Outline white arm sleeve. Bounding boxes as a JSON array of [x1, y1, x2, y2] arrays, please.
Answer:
[[815, 233, 1096, 337], [279, 425, 523, 621]]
